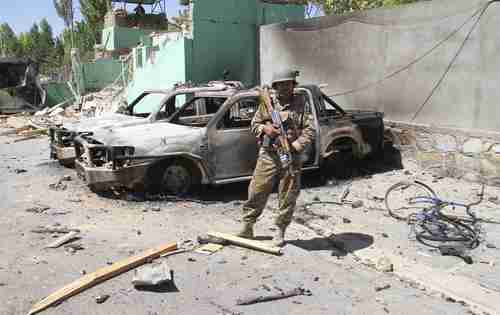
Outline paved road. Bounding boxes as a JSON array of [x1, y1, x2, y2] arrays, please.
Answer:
[[0, 129, 490, 315]]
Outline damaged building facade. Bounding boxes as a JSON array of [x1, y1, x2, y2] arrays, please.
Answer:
[[0, 58, 46, 112]]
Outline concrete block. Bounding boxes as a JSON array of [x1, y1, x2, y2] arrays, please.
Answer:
[[456, 154, 481, 173], [433, 134, 457, 152], [415, 134, 434, 152], [462, 138, 483, 156]]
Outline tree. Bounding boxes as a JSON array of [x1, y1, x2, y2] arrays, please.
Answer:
[[79, 0, 111, 43], [39, 19, 56, 61], [0, 23, 21, 57], [53, 0, 74, 47], [264, 0, 421, 15]]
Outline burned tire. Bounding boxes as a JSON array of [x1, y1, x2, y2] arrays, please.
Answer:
[[324, 148, 360, 180], [147, 159, 201, 195]]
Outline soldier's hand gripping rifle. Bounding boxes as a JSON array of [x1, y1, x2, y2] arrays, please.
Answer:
[[260, 86, 292, 169]]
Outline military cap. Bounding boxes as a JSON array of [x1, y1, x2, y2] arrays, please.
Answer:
[[271, 70, 300, 86]]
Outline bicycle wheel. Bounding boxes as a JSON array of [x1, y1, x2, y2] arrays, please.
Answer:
[[414, 216, 479, 249], [385, 180, 437, 220]]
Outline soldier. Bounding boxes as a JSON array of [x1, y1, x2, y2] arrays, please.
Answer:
[[237, 70, 316, 247]]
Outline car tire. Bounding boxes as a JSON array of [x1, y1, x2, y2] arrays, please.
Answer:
[[152, 160, 200, 196]]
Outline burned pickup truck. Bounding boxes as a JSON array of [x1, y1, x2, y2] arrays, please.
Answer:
[[74, 85, 385, 194], [50, 81, 243, 165]]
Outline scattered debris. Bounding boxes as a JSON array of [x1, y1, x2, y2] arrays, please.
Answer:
[[28, 242, 177, 315], [342, 217, 352, 224], [132, 261, 173, 287], [13, 135, 42, 143], [351, 200, 364, 209], [45, 231, 80, 249], [26, 205, 50, 214], [7, 116, 31, 129], [95, 294, 110, 304], [375, 284, 391, 292], [438, 245, 473, 264], [376, 257, 394, 272], [65, 243, 85, 253], [339, 185, 351, 203], [198, 234, 230, 245], [31, 226, 80, 234], [236, 287, 312, 305], [207, 232, 282, 256], [195, 243, 224, 255]]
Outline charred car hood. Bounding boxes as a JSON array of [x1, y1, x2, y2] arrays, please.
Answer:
[[91, 123, 203, 156], [63, 113, 146, 133]]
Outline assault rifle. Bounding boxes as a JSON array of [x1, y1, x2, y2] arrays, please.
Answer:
[[260, 86, 292, 169]]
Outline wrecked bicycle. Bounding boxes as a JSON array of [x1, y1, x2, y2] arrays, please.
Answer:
[[385, 181, 483, 249]]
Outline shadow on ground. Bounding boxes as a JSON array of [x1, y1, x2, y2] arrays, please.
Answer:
[[94, 147, 402, 203], [288, 232, 374, 257]]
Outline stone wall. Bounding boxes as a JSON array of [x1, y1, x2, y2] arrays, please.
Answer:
[[386, 120, 500, 186]]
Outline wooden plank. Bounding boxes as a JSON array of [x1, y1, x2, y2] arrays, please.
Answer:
[[45, 231, 80, 249], [207, 231, 281, 255], [13, 135, 41, 143], [27, 242, 177, 315], [20, 129, 48, 137]]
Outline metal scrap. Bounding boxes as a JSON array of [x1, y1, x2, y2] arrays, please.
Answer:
[[236, 287, 312, 305]]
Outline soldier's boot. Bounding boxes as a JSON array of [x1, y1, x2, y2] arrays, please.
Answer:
[[272, 225, 287, 247], [236, 222, 254, 239]]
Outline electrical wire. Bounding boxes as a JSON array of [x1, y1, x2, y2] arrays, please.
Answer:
[[410, 0, 498, 121], [327, 3, 487, 98]]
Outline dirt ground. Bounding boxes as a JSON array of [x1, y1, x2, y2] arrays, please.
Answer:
[[1, 127, 499, 315]]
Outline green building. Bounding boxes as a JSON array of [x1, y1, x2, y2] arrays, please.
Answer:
[[77, 0, 304, 108], [123, 0, 304, 103]]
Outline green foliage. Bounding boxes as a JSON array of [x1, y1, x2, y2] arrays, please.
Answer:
[[53, 0, 74, 28], [79, 0, 111, 43], [0, 23, 22, 57], [309, 0, 421, 14]]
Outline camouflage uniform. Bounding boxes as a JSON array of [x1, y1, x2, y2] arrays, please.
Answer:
[[242, 90, 316, 229]]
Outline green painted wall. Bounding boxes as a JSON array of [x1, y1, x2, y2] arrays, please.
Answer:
[[82, 58, 123, 91], [126, 38, 189, 104], [102, 26, 152, 51], [125, 0, 304, 108], [44, 82, 74, 107], [189, 0, 304, 87]]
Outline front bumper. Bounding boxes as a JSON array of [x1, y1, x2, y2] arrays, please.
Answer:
[[49, 127, 83, 166], [75, 159, 150, 191], [50, 142, 76, 165]]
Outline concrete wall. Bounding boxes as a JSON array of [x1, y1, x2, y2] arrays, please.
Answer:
[[260, 0, 500, 131], [102, 26, 152, 51], [43, 82, 74, 107], [82, 58, 123, 91], [126, 38, 189, 103]]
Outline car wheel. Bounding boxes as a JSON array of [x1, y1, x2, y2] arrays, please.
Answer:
[[160, 161, 199, 195]]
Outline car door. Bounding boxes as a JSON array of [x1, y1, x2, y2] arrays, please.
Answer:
[[210, 96, 260, 180]]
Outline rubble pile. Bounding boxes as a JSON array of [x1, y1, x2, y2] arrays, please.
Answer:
[[80, 84, 126, 118]]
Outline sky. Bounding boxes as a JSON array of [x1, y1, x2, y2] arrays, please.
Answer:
[[0, 0, 183, 36]]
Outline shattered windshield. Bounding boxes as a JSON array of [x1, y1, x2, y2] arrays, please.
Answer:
[[170, 96, 227, 127], [131, 92, 168, 116]]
